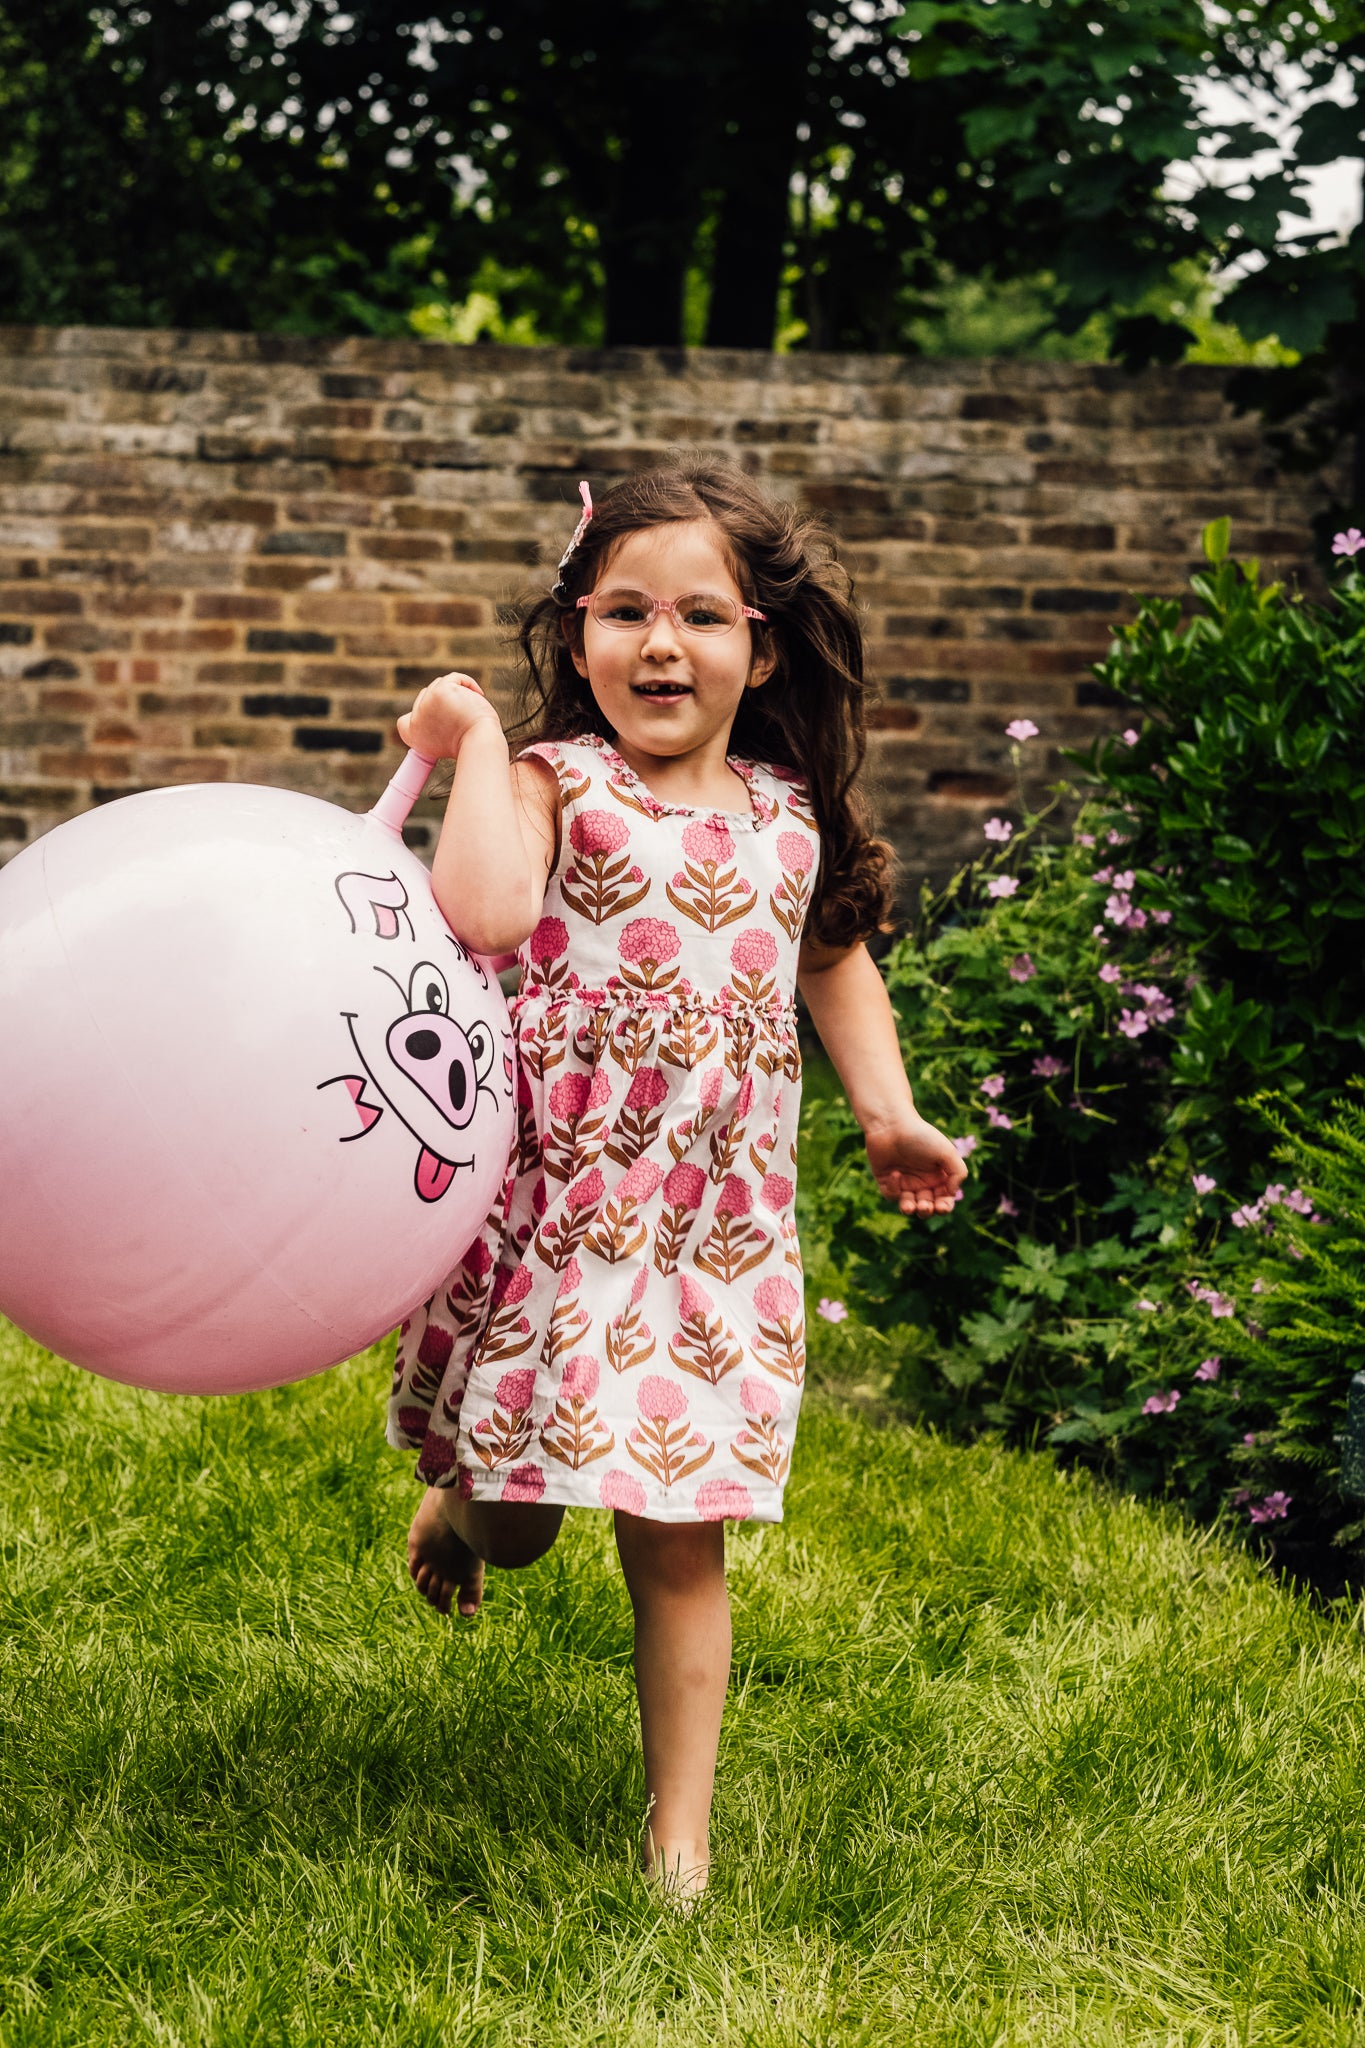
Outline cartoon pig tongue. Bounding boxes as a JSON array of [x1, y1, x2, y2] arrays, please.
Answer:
[[416, 1148, 457, 1202]]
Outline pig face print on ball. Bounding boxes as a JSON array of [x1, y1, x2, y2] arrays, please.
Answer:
[[320, 867, 514, 1204], [0, 762, 513, 1397]]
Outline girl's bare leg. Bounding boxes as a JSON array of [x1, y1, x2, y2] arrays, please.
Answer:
[[408, 1486, 564, 1617], [613, 1513, 730, 1896]]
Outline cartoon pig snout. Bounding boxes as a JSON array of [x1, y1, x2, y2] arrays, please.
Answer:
[[386, 1012, 489, 1130]]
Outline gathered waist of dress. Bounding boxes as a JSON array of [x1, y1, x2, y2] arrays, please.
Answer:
[[513, 982, 798, 1024]]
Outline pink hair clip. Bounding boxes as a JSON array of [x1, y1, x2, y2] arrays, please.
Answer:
[[551, 480, 594, 599]]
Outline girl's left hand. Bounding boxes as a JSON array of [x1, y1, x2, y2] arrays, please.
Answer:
[[865, 1113, 968, 1217]]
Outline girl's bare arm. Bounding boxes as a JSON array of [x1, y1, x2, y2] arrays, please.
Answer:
[[797, 938, 966, 1216], [397, 674, 558, 954]]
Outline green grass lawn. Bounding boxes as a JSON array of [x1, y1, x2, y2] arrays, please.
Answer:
[[4, 1317, 1365, 2047]]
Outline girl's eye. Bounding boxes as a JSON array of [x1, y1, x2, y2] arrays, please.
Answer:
[[409, 962, 450, 1014], [598, 589, 650, 624], [679, 595, 732, 630], [465, 1020, 495, 1080]]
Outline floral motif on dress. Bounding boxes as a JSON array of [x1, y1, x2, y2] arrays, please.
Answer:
[[387, 732, 820, 1524]]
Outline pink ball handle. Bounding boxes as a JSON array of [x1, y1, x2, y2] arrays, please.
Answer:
[[369, 749, 436, 834]]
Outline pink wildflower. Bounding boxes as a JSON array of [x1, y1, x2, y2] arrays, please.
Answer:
[[1118, 1009, 1149, 1038], [987, 875, 1019, 899], [987, 1106, 1013, 1130], [1032, 1054, 1067, 1079], [1099, 963, 1122, 984], [1005, 718, 1039, 741], [1332, 528, 1365, 557], [1120, 728, 1140, 746], [984, 817, 1013, 842], [998, 1197, 1018, 1218], [1194, 1356, 1221, 1381], [1249, 1491, 1291, 1523], [1192, 1173, 1217, 1196], [816, 1296, 849, 1322], [954, 1135, 978, 1158], [1008, 953, 1036, 983], [1142, 1389, 1180, 1415], [980, 1074, 1006, 1099]]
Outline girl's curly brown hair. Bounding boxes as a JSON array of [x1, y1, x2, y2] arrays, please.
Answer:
[[512, 457, 893, 950]]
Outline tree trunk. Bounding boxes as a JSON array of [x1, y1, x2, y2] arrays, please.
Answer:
[[704, 2, 815, 350]]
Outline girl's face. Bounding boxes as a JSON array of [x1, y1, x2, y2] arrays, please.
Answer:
[[569, 520, 773, 764]]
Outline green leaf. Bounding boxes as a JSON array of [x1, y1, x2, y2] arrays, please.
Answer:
[[1202, 517, 1231, 566]]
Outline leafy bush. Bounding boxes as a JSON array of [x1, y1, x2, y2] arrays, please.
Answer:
[[802, 528, 1365, 1566], [1079, 519, 1365, 1170]]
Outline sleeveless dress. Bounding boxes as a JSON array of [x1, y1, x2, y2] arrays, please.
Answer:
[[386, 732, 820, 1523]]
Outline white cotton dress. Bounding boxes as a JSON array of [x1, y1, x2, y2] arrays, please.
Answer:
[[387, 731, 820, 1522]]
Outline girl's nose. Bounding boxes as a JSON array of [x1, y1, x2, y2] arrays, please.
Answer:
[[639, 608, 685, 659]]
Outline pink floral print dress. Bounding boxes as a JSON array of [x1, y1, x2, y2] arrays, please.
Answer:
[[387, 731, 820, 1523]]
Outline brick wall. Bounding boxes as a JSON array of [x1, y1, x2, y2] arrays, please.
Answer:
[[0, 326, 1342, 893]]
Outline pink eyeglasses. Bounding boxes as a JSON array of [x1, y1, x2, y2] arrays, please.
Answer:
[[576, 586, 767, 636]]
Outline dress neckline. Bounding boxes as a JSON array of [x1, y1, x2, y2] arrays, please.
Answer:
[[575, 732, 776, 829]]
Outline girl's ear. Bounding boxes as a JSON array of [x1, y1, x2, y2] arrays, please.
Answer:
[[746, 638, 777, 691], [562, 608, 589, 681]]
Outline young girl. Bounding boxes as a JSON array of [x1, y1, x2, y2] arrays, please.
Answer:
[[387, 459, 965, 1896]]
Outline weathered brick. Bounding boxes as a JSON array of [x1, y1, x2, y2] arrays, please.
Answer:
[[23, 655, 81, 680], [292, 725, 384, 754], [259, 529, 348, 556], [194, 593, 282, 622], [245, 629, 337, 654], [243, 692, 331, 717], [393, 598, 484, 628]]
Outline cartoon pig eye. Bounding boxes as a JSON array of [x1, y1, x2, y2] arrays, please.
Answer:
[[408, 962, 450, 1016], [465, 1019, 496, 1083]]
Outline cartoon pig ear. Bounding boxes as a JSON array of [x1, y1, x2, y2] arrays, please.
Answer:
[[334, 870, 414, 941]]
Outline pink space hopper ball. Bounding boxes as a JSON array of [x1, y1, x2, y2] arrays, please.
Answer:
[[0, 749, 514, 1395]]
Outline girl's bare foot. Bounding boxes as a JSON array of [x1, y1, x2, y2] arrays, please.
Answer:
[[407, 1486, 484, 1618], [642, 1834, 709, 1907]]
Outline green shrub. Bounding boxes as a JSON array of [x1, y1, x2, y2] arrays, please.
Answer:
[[1078, 519, 1365, 1171], [802, 527, 1365, 1565]]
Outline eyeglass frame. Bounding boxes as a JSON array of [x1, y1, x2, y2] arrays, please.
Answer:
[[575, 587, 768, 635]]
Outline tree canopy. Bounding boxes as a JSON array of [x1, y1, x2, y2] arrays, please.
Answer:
[[0, 0, 1360, 489]]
